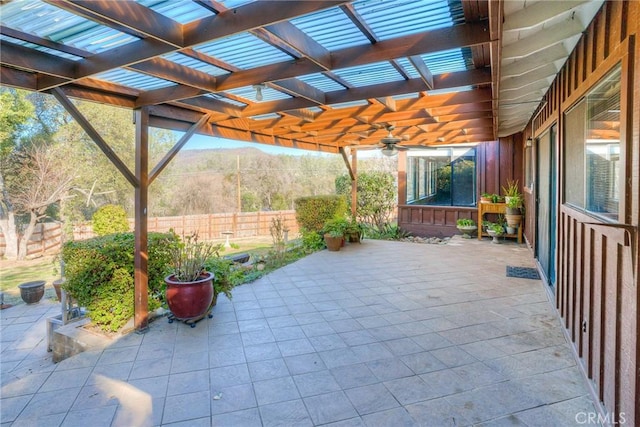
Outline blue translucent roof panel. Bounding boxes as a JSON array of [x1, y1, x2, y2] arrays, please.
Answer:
[[352, 0, 465, 40], [397, 47, 473, 77], [225, 86, 292, 103], [135, 0, 214, 24], [0, 35, 84, 61], [291, 7, 370, 51], [162, 53, 230, 76], [392, 93, 420, 101], [194, 33, 293, 69], [297, 73, 346, 92], [205, 94, 247, 107], [251, 113, 282, 120], [218, 0, 256, 8], [94, 69, 175, 90], [328, 100, 369, 109], [331, 62, 404, 87], [0, 1, 138, 53]]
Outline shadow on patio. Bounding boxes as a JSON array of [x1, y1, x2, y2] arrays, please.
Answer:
[[1, 237, 599, 426]]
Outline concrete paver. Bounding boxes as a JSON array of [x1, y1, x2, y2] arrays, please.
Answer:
[[1, 237, 601, 426]]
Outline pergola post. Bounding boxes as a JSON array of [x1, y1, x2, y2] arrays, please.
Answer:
[[351, 148, 358, 218], [134, 107, 150, 331]]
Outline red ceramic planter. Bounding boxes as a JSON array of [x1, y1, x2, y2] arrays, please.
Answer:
[[164, 272, 214, 321]]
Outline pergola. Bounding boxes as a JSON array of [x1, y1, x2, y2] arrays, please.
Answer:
[[0, 0, 602, 329]]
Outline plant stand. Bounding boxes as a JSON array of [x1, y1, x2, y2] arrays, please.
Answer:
[[167, 302, 214, 328]]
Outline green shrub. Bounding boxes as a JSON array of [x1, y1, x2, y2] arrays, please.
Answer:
[[294, 195, 347, 232], [300, 229, 325, 252], [92, 204, 129, 236], [335, 171, 396, 229], [365, 223, 411, 240], [204, 256, 243, 300], [62, 232, 176, 332]]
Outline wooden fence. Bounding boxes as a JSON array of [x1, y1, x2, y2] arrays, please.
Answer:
[[0, 222, 63, 258], [73, 210, 300, 242], [0, 211, 299, 257]]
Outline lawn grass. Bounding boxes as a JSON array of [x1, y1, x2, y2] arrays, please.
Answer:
[[1, 256, 59, 294]]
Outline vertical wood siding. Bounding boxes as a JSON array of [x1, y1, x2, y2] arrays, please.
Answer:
[[531, 2, 639, 424]]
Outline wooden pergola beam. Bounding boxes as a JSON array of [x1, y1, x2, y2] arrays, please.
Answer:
[[51, 87, 138, 187]]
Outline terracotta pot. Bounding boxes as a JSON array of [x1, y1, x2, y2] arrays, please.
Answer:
[[324, 234, 343, 251], [18, 280, 45, 304], [165, 272, 214, 321]]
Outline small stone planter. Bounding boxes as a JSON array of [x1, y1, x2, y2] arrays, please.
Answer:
[[18, 280, 46, 304]]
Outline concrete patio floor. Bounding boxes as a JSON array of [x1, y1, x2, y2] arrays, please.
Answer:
[[1, 237, 600, 426]]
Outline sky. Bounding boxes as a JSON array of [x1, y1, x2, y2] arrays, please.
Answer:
[[182, 133, 384, 158]]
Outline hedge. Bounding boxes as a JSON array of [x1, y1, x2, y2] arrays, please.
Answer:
[[61, 232, 176, 332], [294, 195, 347, 232]]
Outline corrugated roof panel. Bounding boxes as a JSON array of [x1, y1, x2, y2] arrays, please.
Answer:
[[291, 7, 370, 51], [352, 0, 465, 40], [332, 62, 404, 87], [428, 85, 474, 95], [225, 86, 292, 103], [297, 73, 346, 92], [206, 94, 247, 107], [392, 93, 420, 101], [0, 35, 84, 61], [94, 69, 175, 90], [0, 1, 138, 53], [396, 47, 473, 78], [135, 0, 214, 24], [251, 113, 282, 120], [162, 53, 229, 76], [218, 0, 256, 8], [194, 33, 293, 69], [328, 100, 369, 109]]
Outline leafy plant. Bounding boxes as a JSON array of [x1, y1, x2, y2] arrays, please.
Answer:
[[166, 232, 222, 282], [300, 229, 325, 252], [92, 204, 129, 236], [61, 232, 176, 332], [322, 216, 349, 236], [203, 256, 242, 300], [506, 194, 523, 209], [490, 193, 503, 203], [488, 223, 504, 234], [502, 179, 520, 197], [365, 223, 411, 240], [456, 218, 476, 227]]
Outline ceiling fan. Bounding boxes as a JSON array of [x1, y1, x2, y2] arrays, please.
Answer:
[[377, 125, 409, 156]]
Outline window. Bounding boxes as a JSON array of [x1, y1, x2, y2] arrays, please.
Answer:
[[406, 147, 476, 206], [563, 64, 621, 220]]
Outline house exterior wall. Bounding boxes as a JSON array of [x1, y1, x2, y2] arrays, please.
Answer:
[[529, 1, 639, 424], [397, 138, 524, 237]]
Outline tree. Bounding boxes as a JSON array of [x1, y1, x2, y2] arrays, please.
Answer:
[[335, 171, 396, 228], [1, 90, 73, 259]]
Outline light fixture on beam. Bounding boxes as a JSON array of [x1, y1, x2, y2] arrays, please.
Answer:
[[252, 84, 266, 101], [381, 145, 398, 157], [526, 137, 533, 147]]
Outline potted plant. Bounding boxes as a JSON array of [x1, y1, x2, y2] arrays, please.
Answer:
[[505, 194, 523, 232], [344, 219, 364, 243], [456, 218, 477, 239], [165, 233, 221, 325], [480, 193, 492, 203], [322, 217, 348, 251], [486, 222, 504, 244], [502, 179, 520, 205], [490, 193, 503, 203]]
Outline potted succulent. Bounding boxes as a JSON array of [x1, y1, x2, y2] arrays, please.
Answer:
[[486, 223, 504, 244], [322, 217, 348, 251], [164, 233, 221, 325], [456, 218, 477, 239]]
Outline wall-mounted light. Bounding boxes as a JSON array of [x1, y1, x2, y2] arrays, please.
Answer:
[[526, 137, 533, 147], [252, 84, 265, 101]]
